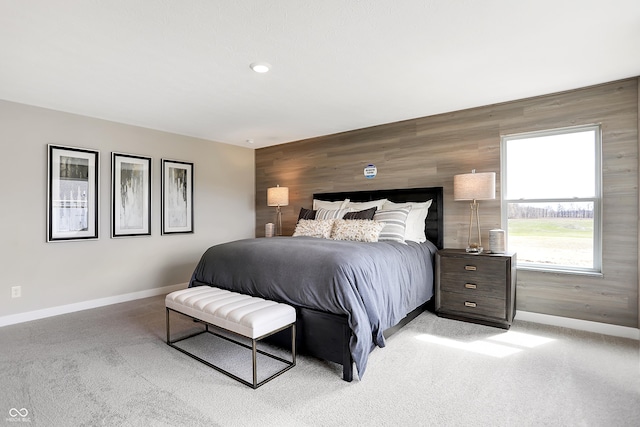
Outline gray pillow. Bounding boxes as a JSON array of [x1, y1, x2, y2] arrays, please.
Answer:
[[343, 207, 377, 220], [373, 207, 412, 243], [297, 207, 316, 221]]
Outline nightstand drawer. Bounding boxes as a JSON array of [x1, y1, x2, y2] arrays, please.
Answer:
[[439, 279, 506, 299], [439, 256, 506, 281], [439, 290, 506, 319]]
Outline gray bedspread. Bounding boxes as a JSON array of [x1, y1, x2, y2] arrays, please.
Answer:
[[188, 236, 437, 378]]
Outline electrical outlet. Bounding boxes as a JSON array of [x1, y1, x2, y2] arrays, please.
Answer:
[[11, 286, 21, 298]]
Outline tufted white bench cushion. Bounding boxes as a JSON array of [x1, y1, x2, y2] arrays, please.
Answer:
[[166, 287, 296, 339], [165, 286, 296, 389]]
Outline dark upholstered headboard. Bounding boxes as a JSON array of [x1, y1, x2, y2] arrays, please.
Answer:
[[313, 187, 444, 249]]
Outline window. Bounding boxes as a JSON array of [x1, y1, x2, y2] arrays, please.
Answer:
[[501, 125, 602, 273]]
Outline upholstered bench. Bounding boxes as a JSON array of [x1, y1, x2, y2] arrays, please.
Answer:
[[165, 286, 296, 389]]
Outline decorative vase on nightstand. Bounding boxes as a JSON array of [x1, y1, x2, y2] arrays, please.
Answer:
[[265, 223, 274, 238], [489, 229, 506, 253]]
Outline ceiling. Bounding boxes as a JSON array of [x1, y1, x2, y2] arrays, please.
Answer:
[[1, 1, 639, 149]]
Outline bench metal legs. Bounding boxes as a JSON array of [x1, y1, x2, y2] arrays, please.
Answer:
[[166, 307, 296, 389]]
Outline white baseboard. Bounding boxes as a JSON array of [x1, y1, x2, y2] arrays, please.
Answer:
[[516, 310, 640, 340], [0, 283, 188, 328]]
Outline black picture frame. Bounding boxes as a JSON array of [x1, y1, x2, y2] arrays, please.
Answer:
[[111, 152, 152, 238], [161, 159, 194, 235], [47, 144, 99, 242]]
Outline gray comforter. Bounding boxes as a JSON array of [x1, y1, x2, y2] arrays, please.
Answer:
[[188, 236, 437, 378]]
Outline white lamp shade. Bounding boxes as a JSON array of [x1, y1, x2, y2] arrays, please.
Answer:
[[267, 186, 289, 206], [453, 172, 496, 201]]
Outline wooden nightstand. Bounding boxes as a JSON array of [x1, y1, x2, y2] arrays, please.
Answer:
[[435, 249, 517, 329]]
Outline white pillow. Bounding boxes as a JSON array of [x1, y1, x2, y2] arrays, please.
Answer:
[[292, 219, 335, 239], [331, 219, 384, 242], [313, 198, 350, 210], [345, 199, 387, 211], [315, 207, 352, 220], [382, 200, 432, 243], [373, 207, 412, 244]]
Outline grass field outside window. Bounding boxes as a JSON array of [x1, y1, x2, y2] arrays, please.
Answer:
[[508, 217, 593, 268]]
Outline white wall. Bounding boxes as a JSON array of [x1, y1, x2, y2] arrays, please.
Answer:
[[0, 100, 255, 318]]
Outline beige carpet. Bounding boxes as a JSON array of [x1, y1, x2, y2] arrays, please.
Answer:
[[1, 295, 638, 426]]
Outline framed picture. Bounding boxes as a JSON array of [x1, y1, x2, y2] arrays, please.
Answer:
[[111, 152, 152, 238], [47, 144, 99, 242], [161, 159, 194, 235]]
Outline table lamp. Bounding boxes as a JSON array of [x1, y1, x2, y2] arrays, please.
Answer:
[[453, 170, 496, 253], [267, 185, 289, 236]]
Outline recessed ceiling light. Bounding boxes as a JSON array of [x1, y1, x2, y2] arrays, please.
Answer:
[[250, 62, 271, 73]]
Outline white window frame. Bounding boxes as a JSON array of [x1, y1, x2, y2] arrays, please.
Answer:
[[501, 124, 603, 275]]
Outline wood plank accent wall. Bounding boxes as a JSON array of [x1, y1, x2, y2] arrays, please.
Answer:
[[255, 78, 639, 328]]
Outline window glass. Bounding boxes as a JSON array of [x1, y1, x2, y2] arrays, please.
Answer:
[[505, 130, 596, 199], [502, 126, 601, 272]]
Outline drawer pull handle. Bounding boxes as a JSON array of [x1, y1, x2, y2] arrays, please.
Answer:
[[465, 283, 477, 289], [464, 265, 477, 271], [464, 301, 477, 308]]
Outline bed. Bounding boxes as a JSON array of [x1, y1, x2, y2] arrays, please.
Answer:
[[188, 186, 444, 381]]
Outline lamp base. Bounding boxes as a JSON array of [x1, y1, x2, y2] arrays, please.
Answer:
[[275, 208, 283, 236], [465, 200, 484, 255]]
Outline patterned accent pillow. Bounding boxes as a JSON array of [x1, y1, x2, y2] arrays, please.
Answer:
[[292, 219, 335, 239], [382, 200, 432, 242], [343, 207, 377, 220], [315, 207, 352, 220], [331, 219, 384, 242], [373, 207, 412, 243], [297, 207, 317, 221]]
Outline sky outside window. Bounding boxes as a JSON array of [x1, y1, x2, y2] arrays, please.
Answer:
[[505, 130, 596, 200]]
